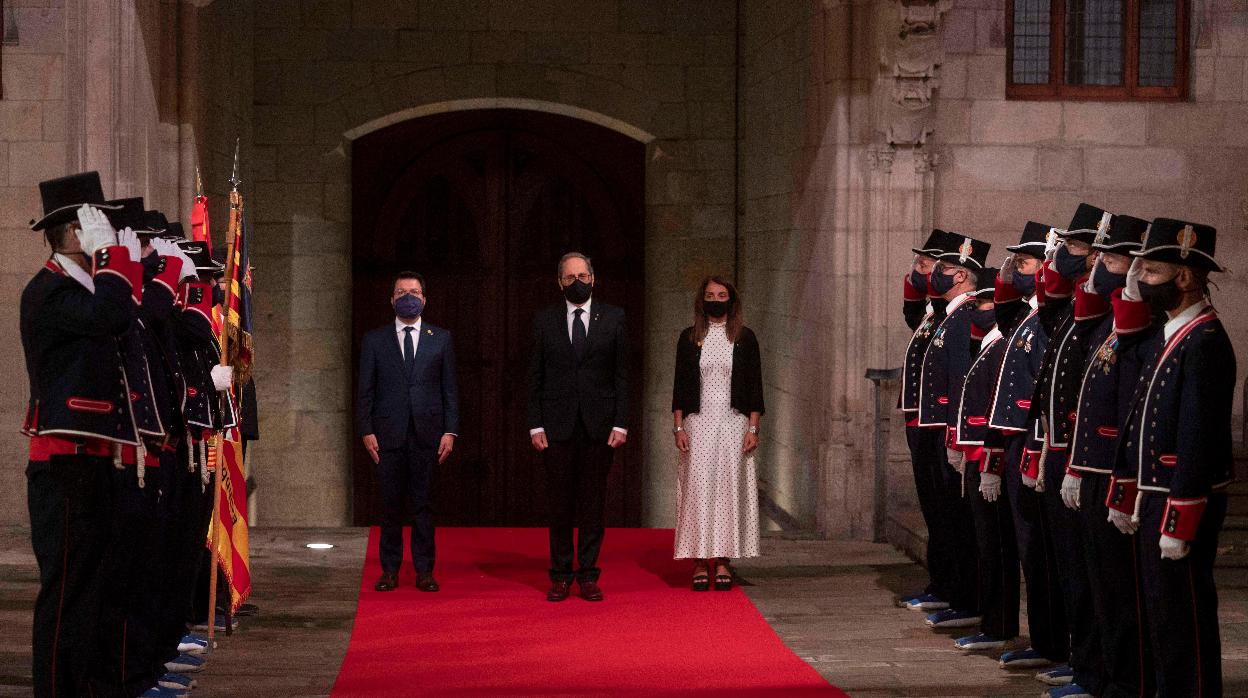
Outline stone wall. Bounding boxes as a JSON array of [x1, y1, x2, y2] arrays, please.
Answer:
[[247, 0, 738, 526]]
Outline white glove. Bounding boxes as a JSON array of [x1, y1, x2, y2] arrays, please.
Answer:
[[1022, 473, 1038, 489], [75, 205, 117, 255], [150, 236, 179, 258], [210, 364, 234, 391], [979, 472, 1001, 503], [1123, 257, 1144, 301], [1107, 509, 1139, 535], [1060, 473, 1081, 510], [1082, 260, 1101, 294], [169, 243, 199, 282], [946, 448, 965, 474], [1159, 535, 1189, 561], [998, 254, 1015, 282], [1044, 229, 1062, 260], [116, 227, 141, 262]]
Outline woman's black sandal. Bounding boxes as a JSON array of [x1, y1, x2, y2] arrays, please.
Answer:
[[713, 572, 733, 591], [692, 572, 711, 591]]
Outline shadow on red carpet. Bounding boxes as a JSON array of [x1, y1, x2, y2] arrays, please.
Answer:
[[330, 527, 846, 697]]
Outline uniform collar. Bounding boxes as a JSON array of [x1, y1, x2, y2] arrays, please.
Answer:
[[1028, 294, 1039, 310], [1163, 302, 1210, 342], [53, 253, 94, 292], [945, 291, 973, 313], [980, 326, 1003, 347]]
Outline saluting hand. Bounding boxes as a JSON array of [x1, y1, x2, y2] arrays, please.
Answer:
[[438, 434, 455, 464]]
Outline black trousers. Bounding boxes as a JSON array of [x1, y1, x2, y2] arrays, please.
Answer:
[[1137, 492, 1227, 698], [967, 461, 1020, 639], [1079, 474, 1154, 698], [545, 419, 613, 582], [1001, 433, 1068, 662], [98, 460, 165, 697], [27, 454, 115, 698], [377, 429, 437, 574], [1040, 459, 1103, 693], [161, 445, 214, 668], [905, 425, 952, 599]]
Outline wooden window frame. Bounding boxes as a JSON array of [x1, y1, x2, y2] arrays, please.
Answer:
[[1006, 0, 1189, 101]]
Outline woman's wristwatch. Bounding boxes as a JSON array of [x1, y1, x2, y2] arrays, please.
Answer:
[[672, 426, 684, 434], [748, 425, 759, 434]]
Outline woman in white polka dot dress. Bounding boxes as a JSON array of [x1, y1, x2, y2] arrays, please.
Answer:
[[670, 276, 764, 591]]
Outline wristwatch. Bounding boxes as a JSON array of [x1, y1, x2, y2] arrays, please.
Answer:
[[748, 426, 759, 435], [672, 426, 684, 434]]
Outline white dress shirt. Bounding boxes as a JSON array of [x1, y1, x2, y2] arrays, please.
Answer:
[[531, 296, 627, 438], [395, 316, 421, 357], [54, 253, 95, 291], [1163, 301, 1209, 343]]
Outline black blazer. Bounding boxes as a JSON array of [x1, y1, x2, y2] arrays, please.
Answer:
[[527, 301, 629, 442], [671, 325, 764, 417], [357, 321, 460, 450]]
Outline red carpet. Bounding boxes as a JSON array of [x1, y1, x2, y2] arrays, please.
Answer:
[[331, 527, 846, 697]]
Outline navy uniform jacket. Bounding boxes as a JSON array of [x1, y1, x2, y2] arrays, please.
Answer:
[[21, 250, 141, 446], [135, 255, 189, 441], [900, 304, 946, 414], [956, 329, 1006, 449], [177, 283, 237, 435], [918, 295, 978, 428], [357, 319, 461, 450], [1068, 290, 1151, 475], [988, 306, 1048, 436], [1111, 305, 1236, 540]]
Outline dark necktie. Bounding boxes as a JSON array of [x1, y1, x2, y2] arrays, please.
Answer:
[[572, 308, 587, 360], [403, 326, 415, 368]]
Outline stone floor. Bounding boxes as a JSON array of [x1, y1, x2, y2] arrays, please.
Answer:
[[0, 526, 1244, 697]]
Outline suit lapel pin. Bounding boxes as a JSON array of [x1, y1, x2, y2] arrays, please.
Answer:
[[426, 329, 433, 335]]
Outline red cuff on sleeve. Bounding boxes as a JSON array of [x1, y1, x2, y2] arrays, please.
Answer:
[[93, 246, 134, 289], [151, 255, 184, 296], [994, 275, 1021, 303], [1034, 271, 1048, 306], [903, 272, 924, 301], [1042, 261, 1075, 298], [1105, 476, 1139, 516], [1074, 285, 1111, 321], [1021, 448, 1042, 479], [1160, 497, 1206, 542], [1112, 288, 1151, 334]]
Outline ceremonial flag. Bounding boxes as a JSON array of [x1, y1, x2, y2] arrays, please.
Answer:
[[207, 426, 251, 613], [222, 204, 254, 383], [191, 194, 211, 252]]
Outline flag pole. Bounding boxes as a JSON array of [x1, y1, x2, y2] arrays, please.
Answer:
[[208, 140, 243, 646]]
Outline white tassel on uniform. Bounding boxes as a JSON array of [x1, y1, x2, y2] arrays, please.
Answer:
[[136, 440, 147, 489], [1131, 491, 1144, 525], [114, 443, 125, 470]]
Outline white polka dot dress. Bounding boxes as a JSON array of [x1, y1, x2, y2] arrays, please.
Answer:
[[674, 322, 760, 560]]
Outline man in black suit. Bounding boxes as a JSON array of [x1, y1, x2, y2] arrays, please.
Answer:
[[357, 272, 460, 593], [528, 252, 629, 602]]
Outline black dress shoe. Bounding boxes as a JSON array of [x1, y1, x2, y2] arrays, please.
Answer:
[[547, 580, 571, 602], [374, 572, 398, 592], [578, 579, 604, 602], [416, 572, 440, 592]]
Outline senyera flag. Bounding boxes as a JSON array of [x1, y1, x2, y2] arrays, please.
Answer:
[[222, 205, 254, 383], [207, 425, 251, 613]]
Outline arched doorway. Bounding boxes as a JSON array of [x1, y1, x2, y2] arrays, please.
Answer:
[[351, 109, 646, 527]]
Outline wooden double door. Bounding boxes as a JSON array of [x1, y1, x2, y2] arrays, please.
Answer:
[[351, 109, 646, 527]]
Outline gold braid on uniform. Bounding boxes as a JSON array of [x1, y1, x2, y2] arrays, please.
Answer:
[[136, 440, 147, 489]]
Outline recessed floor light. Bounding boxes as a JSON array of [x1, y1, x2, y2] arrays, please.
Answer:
[[306, 543, 335, 550]]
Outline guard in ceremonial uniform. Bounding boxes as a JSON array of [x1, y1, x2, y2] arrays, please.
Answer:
[[915, 234, 991, 630], [1066, 214, 1155, 697], [1027, 203, 1114, 697], [983, 221, 1068, 671], [21, 172, 137, 697], [898, 230, 961, 612], [1107, 218, 1235, 697], [951, 269, 1021, 652]]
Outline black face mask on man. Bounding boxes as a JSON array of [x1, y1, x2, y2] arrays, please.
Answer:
[[909, 269, 928, 295], [1012, 267, 1037, 296], [141, 251, 162, 283], [929, 268, 959, 296], [1091, 267, 1127, 296], [703, 300, 729, 318], [212, 285, 226, 307], [969, 307, 996, 332], [1137, 276, 1183, 314], [1054, 244, 1089, 280], [562, 278, 592, 305], [394, 294, 424, 320]]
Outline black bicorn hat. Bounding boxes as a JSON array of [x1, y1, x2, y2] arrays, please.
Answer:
[[105, 197, 147, 231], [1006, 221, 1057, 257], [1132, 218, 1224, 272], [177, 239, 225, 275], [912, 228, 954, 257], [1092, 214, 1149, 254], [136, 210, 170, 237], [163, 221, 186, 240], [972, 267, 999, 297], [935, 233, 992, 270], [31, 171, 122, 231], [1058, 202, 1113, 243]]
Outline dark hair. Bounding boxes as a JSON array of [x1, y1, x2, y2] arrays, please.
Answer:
[[44, 222, 75, 250], [692, 275, 744, 344], [393, 271, 426, 294]]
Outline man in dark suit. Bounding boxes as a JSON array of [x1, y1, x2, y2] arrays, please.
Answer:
[[357, 272, 460, 593], [528, 252, 629, 602]]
